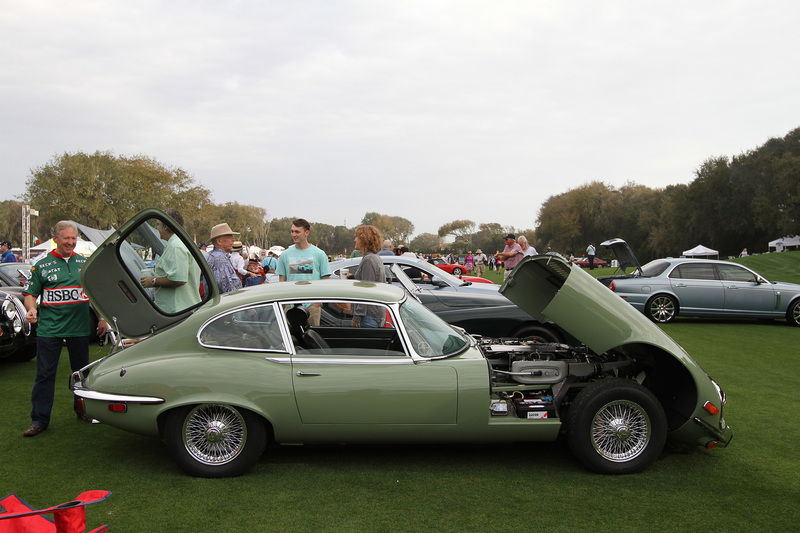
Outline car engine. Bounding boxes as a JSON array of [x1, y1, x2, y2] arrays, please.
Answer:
[[479, 337, 639, 419]]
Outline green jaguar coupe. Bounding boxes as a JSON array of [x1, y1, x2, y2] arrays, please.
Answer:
[[71, 209, 732, 477]]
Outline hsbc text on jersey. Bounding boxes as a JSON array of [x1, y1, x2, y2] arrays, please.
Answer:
[[42, 286, 89, 306]]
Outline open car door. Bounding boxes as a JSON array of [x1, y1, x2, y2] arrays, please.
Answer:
[[81, 208, 217, 338]]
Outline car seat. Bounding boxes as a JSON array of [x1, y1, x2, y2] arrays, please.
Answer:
[[285, 306, 330, 351]]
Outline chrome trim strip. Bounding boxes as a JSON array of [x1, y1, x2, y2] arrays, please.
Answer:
[[291, 357, 413, 365], [74, 388, 165, 404]]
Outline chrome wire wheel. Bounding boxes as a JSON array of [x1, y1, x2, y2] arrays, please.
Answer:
[[590, 400, 650, 462], [567, 379, 666, 474], [647, 295, 676, 323], [182, 404, 247, 466]]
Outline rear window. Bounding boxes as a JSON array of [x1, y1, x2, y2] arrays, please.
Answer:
[[199, 303, 287, 352], [640, 260, 671, 277]]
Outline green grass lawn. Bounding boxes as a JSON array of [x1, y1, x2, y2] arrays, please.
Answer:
[[5, 323, 799, 532], [4, 256, 800, 531]]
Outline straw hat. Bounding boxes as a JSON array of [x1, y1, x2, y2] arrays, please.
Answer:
[[209, 223, 239, 241]]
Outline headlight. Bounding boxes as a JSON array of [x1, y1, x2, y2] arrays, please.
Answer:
[[12, 316, 22, 334], [2, 299, 16, 320]]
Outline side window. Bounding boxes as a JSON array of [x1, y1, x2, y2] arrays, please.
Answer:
[[717, 264, 757, 282], [199, 304, 286, 352], [671, 263, 717, 280], [285, 300, 403, 356]]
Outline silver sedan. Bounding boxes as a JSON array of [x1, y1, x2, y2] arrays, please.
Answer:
[[604, 257, 800, 325]]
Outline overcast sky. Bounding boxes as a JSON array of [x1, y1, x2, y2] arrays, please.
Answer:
[[2, 1, 798, 239]]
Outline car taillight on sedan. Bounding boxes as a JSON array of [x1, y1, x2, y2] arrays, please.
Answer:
[[609, 281, 615, 291]]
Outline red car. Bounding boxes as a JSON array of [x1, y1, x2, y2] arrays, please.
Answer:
[[572, 256, 608, 268], [430, 257, 467, 276], [430, 258, 493, 283]]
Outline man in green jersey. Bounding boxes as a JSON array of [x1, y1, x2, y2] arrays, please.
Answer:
[[22, 221, 108, 437]]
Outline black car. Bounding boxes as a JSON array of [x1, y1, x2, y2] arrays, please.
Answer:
[[0, 289, 36, 362], [329, 255, 566, 342]]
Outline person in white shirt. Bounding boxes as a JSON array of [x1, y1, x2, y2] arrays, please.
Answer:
[[586, 243, 597, 270], [473, 249, 488, 277], [518, 236, 538, 257], [230, 241, 248, 279]]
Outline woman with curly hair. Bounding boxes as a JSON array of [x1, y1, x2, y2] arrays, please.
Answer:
[[351, 225, 387, 327]]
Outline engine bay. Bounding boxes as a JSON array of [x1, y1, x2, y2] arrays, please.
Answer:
[[479, 337, 640, 420]]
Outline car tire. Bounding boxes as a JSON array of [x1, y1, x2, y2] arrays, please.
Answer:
[[452, 267, 463, 276], [164, 404, 267, 478], [6, 343, 37, 363], [566, 378, 667, 474], [645, 294, 677, 323], [513, 324, 562, 343], [787, 299, 800, 327]]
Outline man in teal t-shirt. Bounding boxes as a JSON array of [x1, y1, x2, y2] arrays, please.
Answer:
[[276, 218, 331, 325]]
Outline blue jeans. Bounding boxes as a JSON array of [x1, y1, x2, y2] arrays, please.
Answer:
[[360, 315, 379, 328], [30, 336, 89, 427]]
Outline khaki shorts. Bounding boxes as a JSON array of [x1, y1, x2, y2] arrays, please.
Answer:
[[308, 304, 321, 326]]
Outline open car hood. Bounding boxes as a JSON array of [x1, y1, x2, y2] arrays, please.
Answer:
[[500, 254, 681, 355], [81, 208, 217, 338], [600, 238, 642, 276]]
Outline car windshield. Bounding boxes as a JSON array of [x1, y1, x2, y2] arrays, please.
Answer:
[[640, 259, 671, 277], [1, 264, 31, 285], [398, 297, 469, 358]]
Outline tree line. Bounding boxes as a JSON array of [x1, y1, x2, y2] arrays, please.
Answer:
[[4, 127, 798, 259], [536, 127, 800, 260]]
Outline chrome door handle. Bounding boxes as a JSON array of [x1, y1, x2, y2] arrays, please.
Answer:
[[296, 371, 321, 377]]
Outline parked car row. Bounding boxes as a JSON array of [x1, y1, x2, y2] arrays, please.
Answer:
[[599, 238, 800, 326], [67, 210, 731, 478]]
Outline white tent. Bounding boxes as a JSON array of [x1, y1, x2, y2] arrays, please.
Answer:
[[768, 235, 800, 253], [682, 244, 719, 259]]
